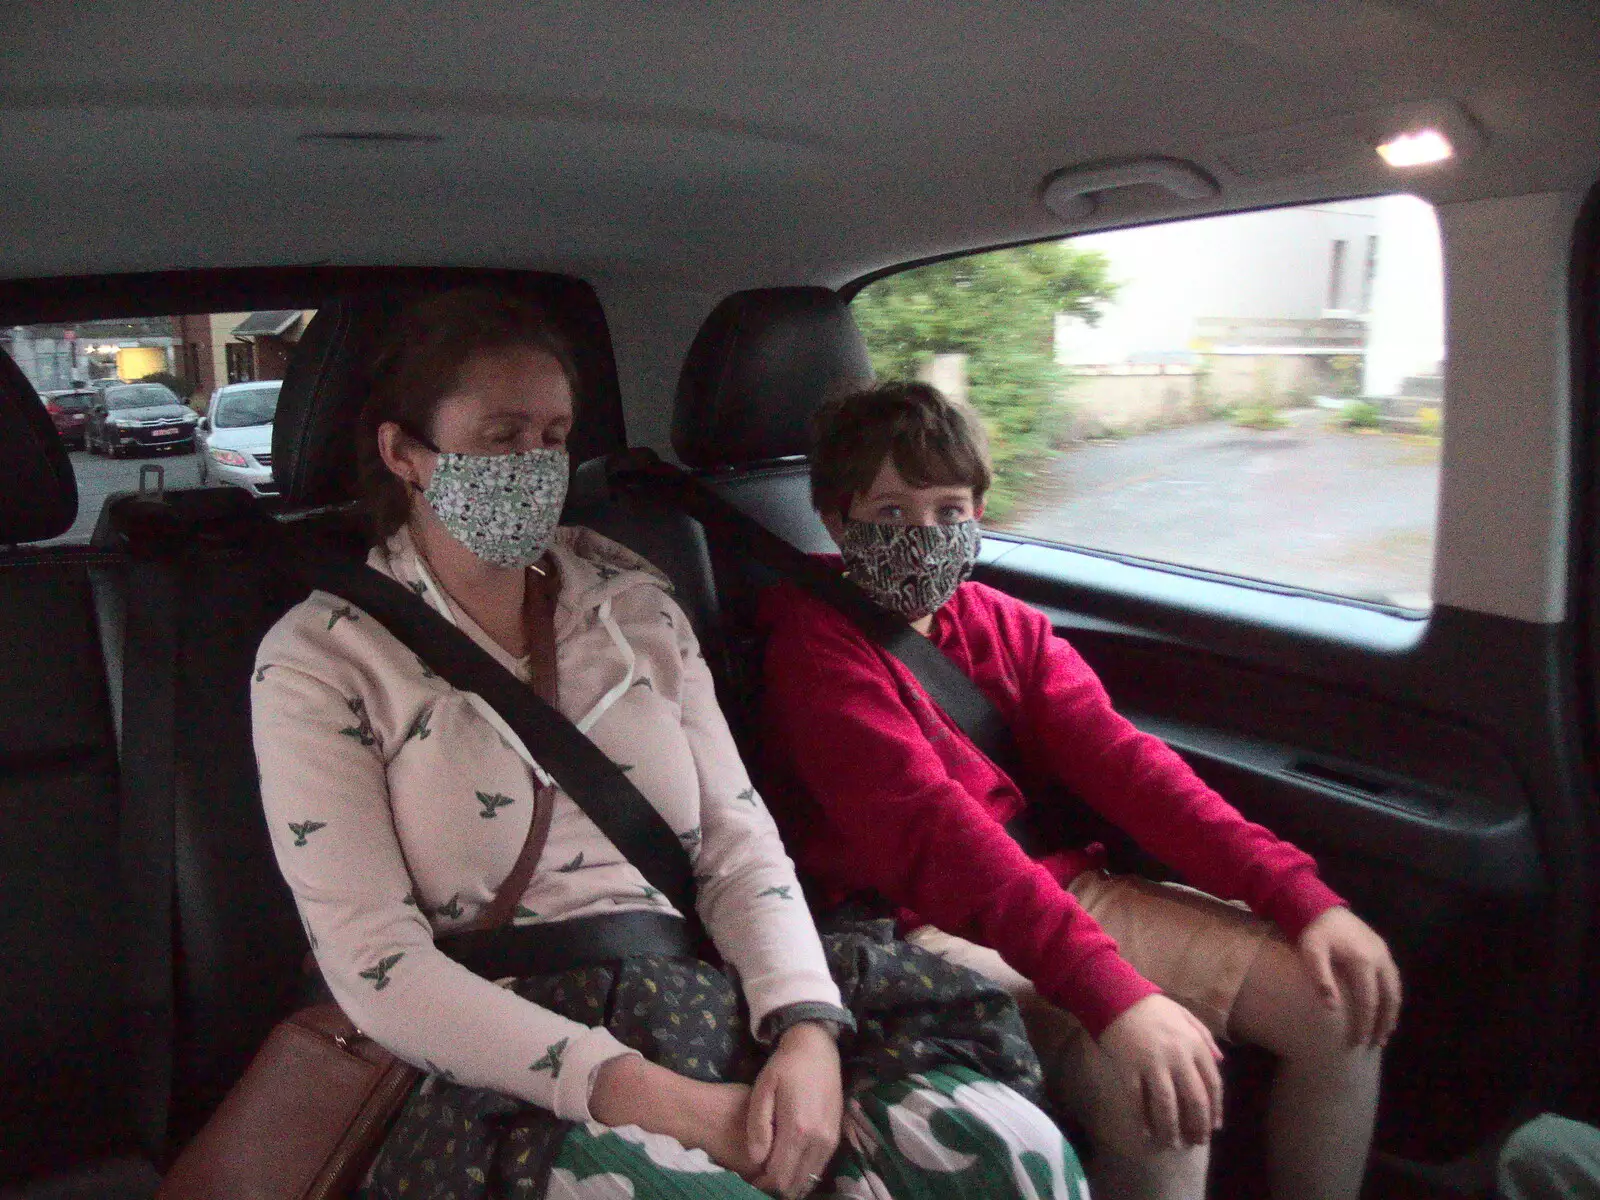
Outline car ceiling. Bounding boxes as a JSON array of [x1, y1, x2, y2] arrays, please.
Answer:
[[3, 1, 1598, 293]]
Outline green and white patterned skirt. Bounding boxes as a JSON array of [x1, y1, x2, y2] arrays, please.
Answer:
[[362, 922, 1088, 1199]]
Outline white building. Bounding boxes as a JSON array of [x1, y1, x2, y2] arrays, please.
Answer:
[[1055, 195, 1445, 405]]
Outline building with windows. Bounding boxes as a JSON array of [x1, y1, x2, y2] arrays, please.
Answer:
[[1054, 196, 1444, 429], [3, 317, 180, 394], [175, 310, 315, 409]]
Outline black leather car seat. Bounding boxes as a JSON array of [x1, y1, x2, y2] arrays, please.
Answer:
[[669, 286, 875, 717], [0, 352, 160, 1198]]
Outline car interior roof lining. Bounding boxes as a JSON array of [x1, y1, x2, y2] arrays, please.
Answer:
[[1, 2, 1596, 286]]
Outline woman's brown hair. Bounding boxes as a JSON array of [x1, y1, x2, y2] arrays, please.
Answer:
[[355, 287, 579, 542], [809, 381, 992, 518]]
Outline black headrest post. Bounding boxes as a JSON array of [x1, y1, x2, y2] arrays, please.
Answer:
[[0, 350, 78, 543], [672, 287, 874, 470]]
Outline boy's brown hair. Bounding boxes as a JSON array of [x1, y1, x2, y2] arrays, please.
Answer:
[[809, 381, 992, 518]]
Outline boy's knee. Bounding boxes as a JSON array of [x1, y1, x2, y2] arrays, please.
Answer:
[[1236, 942, 1376, 1070], [1081, 1090, 1210, 1166], [1289, 998, 1366, 1066]]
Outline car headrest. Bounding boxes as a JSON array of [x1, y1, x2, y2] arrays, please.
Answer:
[[672, 287, 874, 469], [274, 281, 627, 508], [0, 351, 77, 543]]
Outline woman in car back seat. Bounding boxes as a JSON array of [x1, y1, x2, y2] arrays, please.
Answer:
[[251, 289, 1089, 1200], [758, 381, 1404, 1200]]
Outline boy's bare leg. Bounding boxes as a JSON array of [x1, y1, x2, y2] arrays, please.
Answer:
[[909, 925, 1208, 1200], [1228, 938, 1384, 1200], [1040, 1006, 1209, 1200]]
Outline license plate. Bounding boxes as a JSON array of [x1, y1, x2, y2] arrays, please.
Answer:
[[151, 427, 180, 438]]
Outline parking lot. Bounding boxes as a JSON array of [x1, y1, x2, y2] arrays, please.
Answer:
[[59, 444, 206, 543]]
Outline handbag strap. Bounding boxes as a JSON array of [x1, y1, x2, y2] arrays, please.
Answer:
[[263, 529, 701, 930], [475, 784, 556, 932]]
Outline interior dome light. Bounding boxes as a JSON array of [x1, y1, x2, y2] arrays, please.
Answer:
[[1376, 129, 1453, 168]]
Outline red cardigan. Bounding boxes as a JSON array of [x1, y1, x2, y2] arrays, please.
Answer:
[[757, 568, 1345, 1038]]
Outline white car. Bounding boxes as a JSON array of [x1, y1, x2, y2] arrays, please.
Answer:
[[198, 380, 280, 495]]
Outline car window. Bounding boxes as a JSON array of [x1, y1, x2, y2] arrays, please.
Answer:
[[213, 384, 281, 428], [851, 195, 1445, 610], [49, 392, 95, 411], [3, 307, 316, 544], [107, 384, 181, 408]]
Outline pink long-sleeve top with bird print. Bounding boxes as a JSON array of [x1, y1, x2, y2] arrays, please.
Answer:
[[251, 524, 842, 1123]]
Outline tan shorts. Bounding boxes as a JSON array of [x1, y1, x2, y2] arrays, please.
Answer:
[[907, 870, 1280, 1047]]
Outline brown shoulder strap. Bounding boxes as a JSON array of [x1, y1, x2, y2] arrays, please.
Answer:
[[476, 783, 556, 932]]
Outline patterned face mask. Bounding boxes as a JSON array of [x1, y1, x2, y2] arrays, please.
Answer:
[[410, 433, 570, 569], [838, 519, 982, 620]]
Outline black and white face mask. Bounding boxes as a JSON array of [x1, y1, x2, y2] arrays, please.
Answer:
[[405, 425, 569, 569], [838, 519, 982, 620]]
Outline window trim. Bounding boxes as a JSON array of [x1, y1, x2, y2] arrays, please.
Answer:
[[977, 533, 1428, 655], [840, 190, 1401, 300]]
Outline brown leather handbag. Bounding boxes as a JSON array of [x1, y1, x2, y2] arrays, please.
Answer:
[[158, 785, 556, 1200]]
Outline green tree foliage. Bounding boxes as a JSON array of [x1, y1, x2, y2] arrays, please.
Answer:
[[852, 242, 1116, 515]]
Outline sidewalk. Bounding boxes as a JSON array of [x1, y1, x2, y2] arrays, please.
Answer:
[[991, 410, 1441, 608]]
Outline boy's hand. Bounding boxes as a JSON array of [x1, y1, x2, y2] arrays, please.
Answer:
[[1097, 993, 1224, 1147], [1297, 907, 1402, 1048]]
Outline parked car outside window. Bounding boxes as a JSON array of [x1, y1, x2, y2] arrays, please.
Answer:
[[197, 380, 279, 496], [38, 389, 95, 450], [86, 382, 199, 458]]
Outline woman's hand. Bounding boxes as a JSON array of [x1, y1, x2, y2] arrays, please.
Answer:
[[746, 1022, 844, 1198], [1297, 907, 1402, 1048], [589, 1040, 843, 1195], [590, 1056, 762, 1176], [1096, 993, 1224, 1148]]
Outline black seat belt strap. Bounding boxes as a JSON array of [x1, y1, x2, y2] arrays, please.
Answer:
[[118, 550, 179, 1164]]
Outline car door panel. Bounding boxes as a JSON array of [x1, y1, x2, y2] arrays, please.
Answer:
[[976, 535, 1588, 1165]]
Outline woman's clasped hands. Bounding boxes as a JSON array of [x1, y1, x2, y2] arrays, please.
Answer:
[[591, 1021, 843, 1199]]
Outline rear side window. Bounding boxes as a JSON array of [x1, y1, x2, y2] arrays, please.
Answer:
[[851, 196, 1445, 610], [2, 307, 317, 543]]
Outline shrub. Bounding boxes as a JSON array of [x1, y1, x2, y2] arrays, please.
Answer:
[[853, 241, 1119, 515], [1233, 403, 1287, 431], [1341, 400, 1382, 430]]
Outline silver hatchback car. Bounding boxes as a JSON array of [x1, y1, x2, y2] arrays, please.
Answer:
[[197, 380, 280, 495]]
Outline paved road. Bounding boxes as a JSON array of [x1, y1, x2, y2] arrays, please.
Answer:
[[56, 444, 206, 543], [991, 410, 1441, 608]]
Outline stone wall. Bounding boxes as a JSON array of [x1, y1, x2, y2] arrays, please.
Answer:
[[1064, 369, 1202, 435]]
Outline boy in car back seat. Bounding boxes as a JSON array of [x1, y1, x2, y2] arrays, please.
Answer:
[[758, 380, 1403, 1200]]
